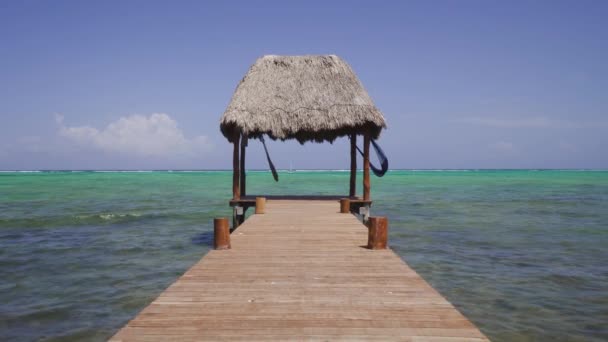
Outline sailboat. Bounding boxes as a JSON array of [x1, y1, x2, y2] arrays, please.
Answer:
[[288, 161, 294, 173]]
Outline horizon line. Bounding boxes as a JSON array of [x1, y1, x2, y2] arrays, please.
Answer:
[[1, 168, 607, 172]]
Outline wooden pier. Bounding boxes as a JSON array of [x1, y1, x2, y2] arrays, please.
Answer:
[[111, 199, 488, 341]]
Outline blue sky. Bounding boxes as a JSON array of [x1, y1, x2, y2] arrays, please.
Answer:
[[1, 0, 607, 170]]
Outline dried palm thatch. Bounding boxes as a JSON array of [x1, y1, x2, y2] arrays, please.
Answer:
[[220, 55, 387, 144]]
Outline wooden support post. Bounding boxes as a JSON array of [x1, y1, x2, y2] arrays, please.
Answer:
[[360, 204, 371, 223], [340, 198, 350, 213], [232, 206, 244, 231], [214, 217, 231, 250], [232, 133, 240, 200], [367, 216, 388, 250], [240, 135, 247, 197], [349, 133, 357, 198], [363, 131, 371, 201], [255, 197, 266, 214]]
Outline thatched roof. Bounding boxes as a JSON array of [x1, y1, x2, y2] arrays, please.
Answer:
[[220, 55, 387, 143]]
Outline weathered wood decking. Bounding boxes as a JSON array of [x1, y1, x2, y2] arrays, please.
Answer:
[[111, 200, 488, 341]]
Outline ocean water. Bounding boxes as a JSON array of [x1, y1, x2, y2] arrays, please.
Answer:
[[0, 170, 607, 341]]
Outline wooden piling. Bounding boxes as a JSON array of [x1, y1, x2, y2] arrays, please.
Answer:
[[232, 133, 241, 200], [240, 135, 247, 196], [349, 133, 357, 198], [255, 197, 266, 214], [367, 216, 387, 249], [213, 217, 231, 250], [363, 131, 371, 201], [340, 198, 350, 213]]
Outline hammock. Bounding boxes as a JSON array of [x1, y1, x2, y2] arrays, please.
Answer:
[[355, 139, 389, 177], [259, 135, 279, 181], [259, 135, 388, 181]]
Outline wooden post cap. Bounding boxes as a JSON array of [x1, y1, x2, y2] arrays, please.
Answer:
[[340, 198, 350, 213], [367, 216, 388, 250], [255, 197, 266, 214], [214, 217, 231, 250]]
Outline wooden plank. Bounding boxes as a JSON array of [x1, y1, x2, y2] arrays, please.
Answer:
[[111, 200, 489, 341], [229, 195, 372, 207]]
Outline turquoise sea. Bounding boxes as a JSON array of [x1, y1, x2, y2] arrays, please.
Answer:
[[0, 170, 607, 341]]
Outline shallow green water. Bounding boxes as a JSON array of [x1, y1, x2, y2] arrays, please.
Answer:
[[0, 170, 607, 341]]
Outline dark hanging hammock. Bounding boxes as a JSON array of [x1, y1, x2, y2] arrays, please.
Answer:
[[355, 139, 389, 177], [259, 135, 279, 181], [259, 135, 388, 181]]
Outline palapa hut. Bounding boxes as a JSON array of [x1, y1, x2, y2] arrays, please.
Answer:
[[220, 55, 386, 222]]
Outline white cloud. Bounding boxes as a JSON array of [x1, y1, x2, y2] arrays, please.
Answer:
[[58, 113, 211, 158]]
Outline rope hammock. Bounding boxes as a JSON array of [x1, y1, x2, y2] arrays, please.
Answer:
[[259, 135, 279, 181], [354, 138, 389, 177], [259, 135, 388, 181]]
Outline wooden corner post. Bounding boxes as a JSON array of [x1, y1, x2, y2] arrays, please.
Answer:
[[349, 133, 357, 198], [340, 198, 351, 213], [240, 134, 247, 197], [255, 197, 266, 214], [367, 216, 388, 249], [363, 131, 371, 201], [232, 132, 241, 200], [214, 217, 231, 250]]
